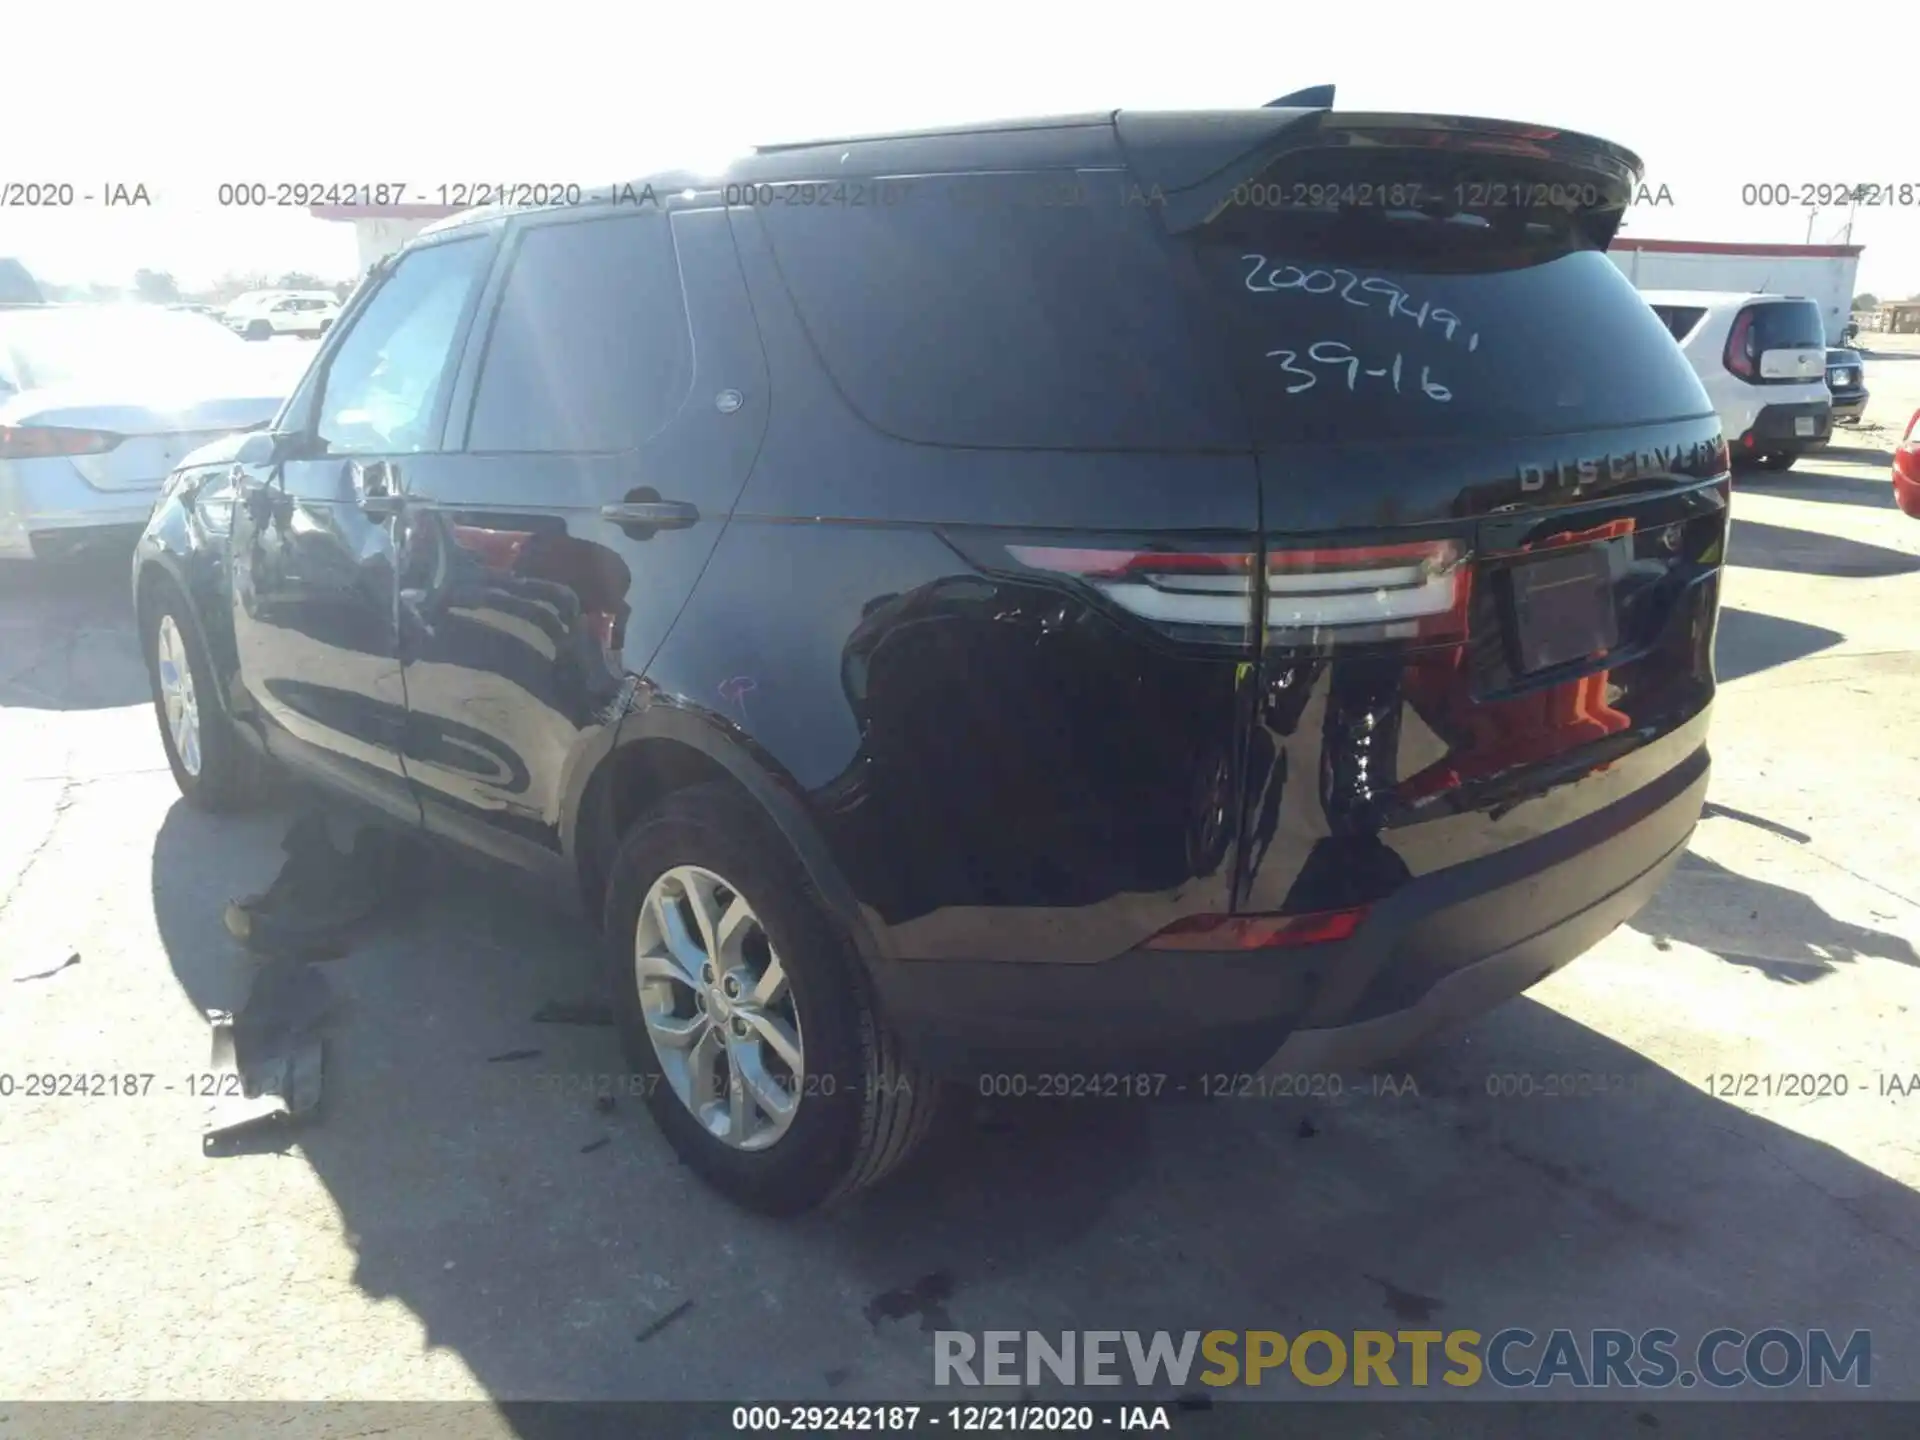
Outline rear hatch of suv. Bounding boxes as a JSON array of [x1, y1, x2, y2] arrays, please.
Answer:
[[1133, 110, 1726, 989], [1731, 298, 1826, 384], [737, 105, 1724, 1000]]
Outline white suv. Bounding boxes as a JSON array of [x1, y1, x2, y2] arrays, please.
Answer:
[[1643, 291, 1832, 472], [224, 290, 341, 341]]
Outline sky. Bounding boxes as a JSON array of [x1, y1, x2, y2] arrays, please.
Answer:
[[5, 0, 1917, 298]]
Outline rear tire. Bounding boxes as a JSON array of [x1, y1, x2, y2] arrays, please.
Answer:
[[143, 581, 264, 812], [604, 782, 941, 1215]]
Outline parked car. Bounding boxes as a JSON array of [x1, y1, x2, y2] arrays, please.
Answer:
[[223, 290, 340, 341], [1825, 347, 1869, 424], [1894, 410, 1920, 518], [0, 305, 295, 561], [1644, 291, 1832, 471], [136, 102, 1725, 1214], [218, 290, 289, 326]]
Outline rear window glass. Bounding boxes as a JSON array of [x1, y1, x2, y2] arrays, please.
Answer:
[[1189, 201, 1709, 444], [1747, 300, 1824, 351], [1651, 304, 1707, 342], [751, 173, 1243, 450], [754, 166, 1709, 450]]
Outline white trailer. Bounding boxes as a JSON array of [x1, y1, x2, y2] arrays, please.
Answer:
[[1607, 239, 1862, 346]]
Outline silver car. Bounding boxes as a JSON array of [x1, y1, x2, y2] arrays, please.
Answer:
[[0, 304, 306, 560]]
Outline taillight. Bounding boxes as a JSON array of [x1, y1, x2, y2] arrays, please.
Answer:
[[999, 537, 1469, 647], [1142, 906, 1367, 951], [0, 424, 124, 459], [1005, 545, 1259, 631], [1266, 538, 1468, 645], [1723, 308, 1757, 380], [1904, 409, 1920, 446]]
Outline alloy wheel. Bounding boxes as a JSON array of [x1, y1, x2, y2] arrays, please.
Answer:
[[634, 865, 804, 1151], [155, 614, 202, 777]]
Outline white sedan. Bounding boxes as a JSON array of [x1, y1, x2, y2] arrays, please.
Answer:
[[0, 305, 309, 562]]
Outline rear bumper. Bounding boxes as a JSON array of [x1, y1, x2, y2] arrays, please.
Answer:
[[872, 746, 1708, 1080], [1738, 400, 1833, 456], [0, 458, 158, 555]]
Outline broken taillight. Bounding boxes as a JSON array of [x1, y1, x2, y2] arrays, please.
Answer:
[[1266, 538, 1468, 645]]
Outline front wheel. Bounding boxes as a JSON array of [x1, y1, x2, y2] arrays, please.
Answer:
[[144, 584, 264, 811], [245, 319, 271, 341], [604, 782, 941, 1214]]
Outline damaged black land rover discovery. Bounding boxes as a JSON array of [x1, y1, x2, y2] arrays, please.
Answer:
[[135, 96, 1726, 1213]]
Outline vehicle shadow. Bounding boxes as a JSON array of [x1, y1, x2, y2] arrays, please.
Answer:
[[148, 800, 1920, 1406], [1808, 443, 1897, 469], [1726, 517, 1920, 579], [0, 550, 149, 710], [1761, 469, 1898, 509], [1629, 850, 1918, 982], [1712, 606, 1843, 684]]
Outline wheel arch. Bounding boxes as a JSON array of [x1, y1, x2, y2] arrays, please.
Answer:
[[572, 706, 883, 971], [134, 540, 253, 735]]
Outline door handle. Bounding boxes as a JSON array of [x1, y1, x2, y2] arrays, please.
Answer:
[[600, 499, 699, 532], [349, 459, 403, 519]]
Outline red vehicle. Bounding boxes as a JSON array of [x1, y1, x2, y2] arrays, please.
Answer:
[[1896, 410, 1920, 518]]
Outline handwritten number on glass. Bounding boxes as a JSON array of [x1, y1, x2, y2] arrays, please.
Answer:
[[1245, 256, 1478, 352], [1268, 346, 1450, 402]]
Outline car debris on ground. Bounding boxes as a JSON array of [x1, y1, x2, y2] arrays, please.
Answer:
[[202, 811, 421, 1146]]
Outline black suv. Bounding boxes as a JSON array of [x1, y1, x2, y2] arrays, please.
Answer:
[[1825, 347, 1869, 425], [134, 102, 1725, 1214]]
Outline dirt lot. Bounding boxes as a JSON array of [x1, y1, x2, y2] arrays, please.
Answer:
[[2, 347, 1917, 1422]]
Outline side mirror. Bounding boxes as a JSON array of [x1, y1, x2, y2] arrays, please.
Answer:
[[234, 430, 280, 466]]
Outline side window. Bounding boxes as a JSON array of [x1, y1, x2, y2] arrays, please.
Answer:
[[315, 237, 491, 456], [466, 212, 692, 454]]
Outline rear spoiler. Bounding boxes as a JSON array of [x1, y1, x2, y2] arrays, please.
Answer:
[[1266, 85, 1336, 109], [1116, 109, 1645, 246]]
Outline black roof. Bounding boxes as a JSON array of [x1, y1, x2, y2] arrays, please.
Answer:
[[417, 104, 1642, 243]]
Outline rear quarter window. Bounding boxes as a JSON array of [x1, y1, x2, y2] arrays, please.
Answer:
[[750, 173, 1244, 450]]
